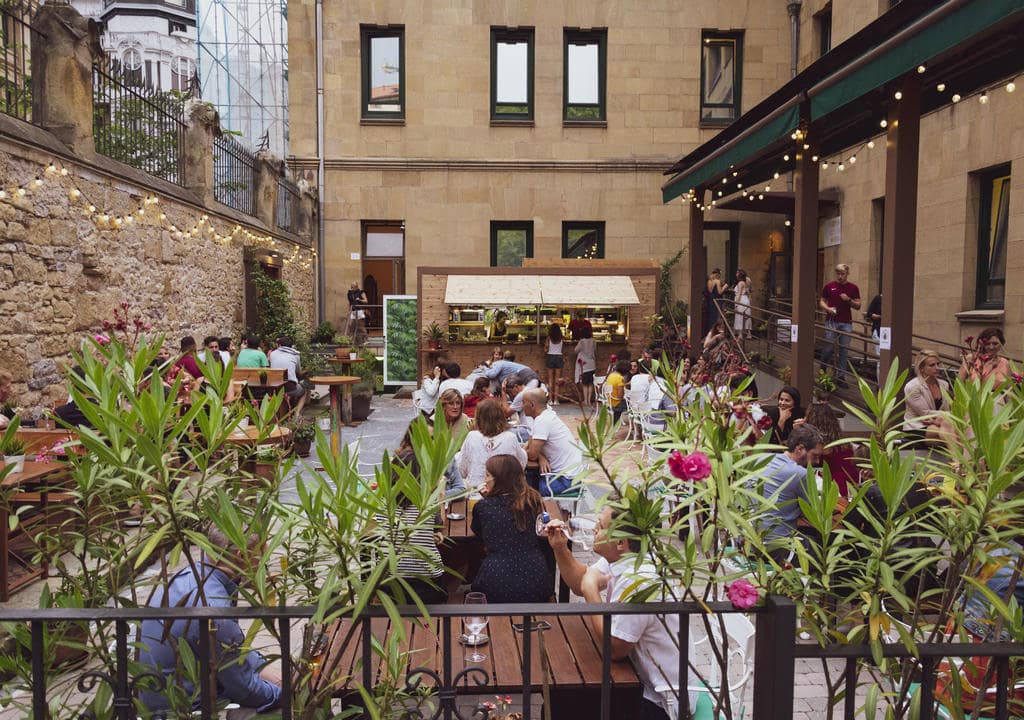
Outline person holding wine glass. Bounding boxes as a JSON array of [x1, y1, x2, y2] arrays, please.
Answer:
[[469, 454, 557, 603]]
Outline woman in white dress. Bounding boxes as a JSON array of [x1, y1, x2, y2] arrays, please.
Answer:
[[733, 269, 752, 339], [457, 399, 527, 488]]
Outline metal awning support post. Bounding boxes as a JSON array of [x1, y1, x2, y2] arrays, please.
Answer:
[[879, 78, 921, 381], [688, 199, 707, 349], [791, 140, 820, 403]]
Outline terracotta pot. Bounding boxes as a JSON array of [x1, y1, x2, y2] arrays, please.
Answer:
[[334, 347, 350, 358]]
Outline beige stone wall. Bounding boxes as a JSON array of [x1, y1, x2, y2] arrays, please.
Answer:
[[0, 140, 315, 416], [798, 0, 888, 71]]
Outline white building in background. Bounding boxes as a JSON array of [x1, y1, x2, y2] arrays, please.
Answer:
[[72, 0, 198, 92]]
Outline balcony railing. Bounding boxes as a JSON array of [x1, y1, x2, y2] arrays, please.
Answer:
[[276, 176, 300, 233], [0, 0, 44, 123], [213, 132, 257, 215]]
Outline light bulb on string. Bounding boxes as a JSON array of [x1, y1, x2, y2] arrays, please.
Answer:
[[979, 93, 989, 104], [46, 163, 56, 174], [894, 91, 903, 100], [784, 219, 792, 227], [880, 119, 888, 128], [17, 188, 26, 196], [0, 191, 7, 199], [33, 178, 42, 187], [1007, 82, 1016, 93], [60, 168, 69, 176], [937, 83, 946, 92], [773, 172, 780, 179], [70, 189, 81, 199], [867, 140, 875, 149], [783, 154, 790, 162], [952, 94, 961, 103], [849, 155, 856, 164], [838, 163, 845, 172]]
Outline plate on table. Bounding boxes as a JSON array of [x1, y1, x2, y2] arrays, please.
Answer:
[[447, 512, 465, 520], [458, 633, 489, 646]]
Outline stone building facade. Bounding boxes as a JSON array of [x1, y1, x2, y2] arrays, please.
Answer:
[[0, 4, 315, 417], [286, 0, 794, 326]]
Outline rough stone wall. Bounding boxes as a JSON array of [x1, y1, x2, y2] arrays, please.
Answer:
[[0, 141, 315, 417]]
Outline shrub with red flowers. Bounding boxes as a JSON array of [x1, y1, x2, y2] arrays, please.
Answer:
[[726, 578, 760, 609], [667, 450, 713, 481]]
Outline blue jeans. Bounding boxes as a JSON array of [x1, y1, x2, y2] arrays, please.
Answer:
[[821, 321, 853, 378]]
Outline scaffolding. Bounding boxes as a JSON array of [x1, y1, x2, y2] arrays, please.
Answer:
[[196, 0, 288, 157]]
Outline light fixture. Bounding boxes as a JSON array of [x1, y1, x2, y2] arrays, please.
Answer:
[[811, 155, 819, 162], [917, 65, 926, 74], [822, 161, 829, 169], [1007, 82, 1016, 93], [980, 93, 989, 104], [732, 171, 738, 177], [783, 154, 790, 161], [33, 177, 42, 187], [894, 91, 902, 100], [880, 119, 888, 128], [69, 189, 81, 199], [764, 185, 771, 192], [722, 178, 728, 184], [784, 219, 792, 227], [838, 163, 845, 171], [0, 191, 7, 199], [802, 143, 810, 150], [60, 168, 69, 176], [937, 83, 946, 92], [758, 194, 764, 200], [16, 188, 25, 197], [951, 94, 961, 103], [773, 172, 780, 179], [737, 183, 743, 189], [717, 190, 723, 197], [867, 140, 875, 149], [849, 155, 856, 164]]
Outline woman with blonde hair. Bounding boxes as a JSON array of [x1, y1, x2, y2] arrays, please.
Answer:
[[456, 399, 527, 488], [904, 350, 954, 446]]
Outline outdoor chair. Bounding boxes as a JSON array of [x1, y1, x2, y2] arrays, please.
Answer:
[[690, 612, 756, 720]]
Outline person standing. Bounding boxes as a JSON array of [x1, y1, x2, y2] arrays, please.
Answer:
[[574, 325, 597, 408], [819, 264, 861, 386], [544, 324, 565, 405], [346, 282, 369, 344], [865, 293, 882, 380], [733, 270, 752, 340], [567, 310, 592, 341], [705, 269, 728, 329]]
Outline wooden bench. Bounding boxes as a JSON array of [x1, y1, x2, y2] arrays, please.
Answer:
[[14, 428, 80, 455], [231, 367, 287, 383]]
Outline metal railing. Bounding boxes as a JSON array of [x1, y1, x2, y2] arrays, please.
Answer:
[[0, 598, 795, 720], [213, 132, 256, 215], [92, 61, 186, 184], [0, 0, 43, 123], [276, 176, 300, 233]]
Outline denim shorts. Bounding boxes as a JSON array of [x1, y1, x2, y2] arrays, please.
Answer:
[[545, 355, 564, 369]]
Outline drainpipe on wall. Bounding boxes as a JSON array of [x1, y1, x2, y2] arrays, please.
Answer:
[[786, 0, 802, 192], [315, 0, 326, 321]]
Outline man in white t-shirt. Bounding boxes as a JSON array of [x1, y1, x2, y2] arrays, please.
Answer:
[[545, 505, 698, 718], [522, 388, 582, 487]]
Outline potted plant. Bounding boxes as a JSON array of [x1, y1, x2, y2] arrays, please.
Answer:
[[290, 419, 316, 457], [778, 365, 792, 385], [350, 349, 379, 421], [310, 321, 335, 345], [0, 417, 27, 474], [814, 367, 837, 402], [422, 322, 444, 350], [333, 334, 352, 358], [762, 353, 775, 368]]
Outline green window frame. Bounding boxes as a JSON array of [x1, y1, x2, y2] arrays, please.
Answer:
[[975, 165, 1010, 309], [700, 30, 743, 126], [562, 221, 605, 259], [563, 28, 607, 124], [490, 27, 534, 122], [490, 221, 534, 267], [361, 25, 405, 121]]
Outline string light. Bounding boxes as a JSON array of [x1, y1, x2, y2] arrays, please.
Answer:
[[937, 83, 946, 92], [1007, 82, 1016, 93]]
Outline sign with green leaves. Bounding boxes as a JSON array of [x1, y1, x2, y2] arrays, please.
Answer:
[[383, 295, 418, 385]]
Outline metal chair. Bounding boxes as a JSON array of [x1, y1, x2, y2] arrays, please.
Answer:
[[690, 613, 756, 720]]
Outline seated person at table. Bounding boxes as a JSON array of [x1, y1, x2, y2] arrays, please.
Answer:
[[219, 336, 236, 362], [269, 336, 306, 414], [0, 370, 13, 429], [171, 335, 204, 381], [438, 388, 471, 441], [604, 360, 629, 424], [414, 362, 474, 414], [462, 376, 491, 418], [470, 454, 555, 603], [198, 336, 228, 368], [801, 402, 858, 497], [138, 526, 281, 715], [545, 503, 698, 719], [54, 365, 96, 430], [903, 349, 955, 447], [522, 388, 583, 494], [458, 399, 527, 488], [504, 367, 541, 421], [374, 449, 448, 604], [236, 334, 269, 368], [764, 386, 804, 445], [752, 423, 823, 563]]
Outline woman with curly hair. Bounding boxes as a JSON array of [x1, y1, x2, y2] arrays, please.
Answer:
[[801, 402, 858, 496], [470, 454, 555, 603]]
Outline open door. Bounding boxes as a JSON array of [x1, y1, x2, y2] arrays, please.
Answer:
[[362, 222, 406, 332]]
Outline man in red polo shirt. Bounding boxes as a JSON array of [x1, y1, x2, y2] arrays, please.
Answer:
[[818, 263, 861, 386]]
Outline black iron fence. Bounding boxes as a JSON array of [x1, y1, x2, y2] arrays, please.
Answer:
[[0, 0, 43, 123], [276, 175, 300, 233], [213, 132, 257, 215], [0, 598, 796, 720], [92, 61, 187, 184]]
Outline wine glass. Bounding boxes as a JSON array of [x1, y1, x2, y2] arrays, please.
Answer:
[[463, 591, 488, 663]]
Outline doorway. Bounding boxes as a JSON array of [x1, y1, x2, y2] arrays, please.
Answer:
[[362, 222, 406, 331], [704, 222, 739, 282]]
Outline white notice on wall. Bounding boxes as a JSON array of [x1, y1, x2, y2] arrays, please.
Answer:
[[878, 327, 892, 350], [790, 324, 799, 343], [350, 252, 361, 260]]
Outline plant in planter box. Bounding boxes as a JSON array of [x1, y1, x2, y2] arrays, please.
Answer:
[[0, 401, 16, 420], [422, 322, 444, 350], [0, 416, 27, 473], [289, 418, 316, 457], [814, 367, 837, 400], [310, 321, 335, 345], [779, 365, 792, 385], [333, 333, 353, 357]]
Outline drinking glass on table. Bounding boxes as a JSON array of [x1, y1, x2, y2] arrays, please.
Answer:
[[463, 591, 488, 662]]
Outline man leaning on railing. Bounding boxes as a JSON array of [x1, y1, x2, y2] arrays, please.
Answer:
[[544, 504, 699, 720]]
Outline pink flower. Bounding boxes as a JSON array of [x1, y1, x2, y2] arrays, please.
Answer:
[[726, 579, 760, 609], [34, 453, 47, 462], [757, 415, 774, 431], [93, 333, 111, 345], [965, 336, 974, 346], [667, 451, 713, 482], [1012, 373, 1023, 384]]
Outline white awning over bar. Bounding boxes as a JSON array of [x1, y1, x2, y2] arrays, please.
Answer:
[[444, 274, 640, 305], [538, 275, 640, 305]]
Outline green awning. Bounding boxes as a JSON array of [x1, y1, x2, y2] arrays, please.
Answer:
[[661, 103, 800, 204], [811, 0, 1024, 119]]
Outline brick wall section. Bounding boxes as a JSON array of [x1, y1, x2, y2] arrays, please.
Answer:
[[0, 138, 315, 417], [416, 267, 657, 384]]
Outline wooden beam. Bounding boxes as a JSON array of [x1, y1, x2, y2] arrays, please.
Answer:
[[688, 199, 706, 352], [879, 79, 921, 382], [791, 143, 820, 404]]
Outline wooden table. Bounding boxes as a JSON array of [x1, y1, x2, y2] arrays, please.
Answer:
[[318, 611, 642, 716], [309, 375, 360, 455], [0, 460, 69, 601], [223, 424, 291, 448], [327, 356, 365, 370]]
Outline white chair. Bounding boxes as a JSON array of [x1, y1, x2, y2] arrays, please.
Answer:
[[691, 613, 756, 720], [623, 393, 649, 443]]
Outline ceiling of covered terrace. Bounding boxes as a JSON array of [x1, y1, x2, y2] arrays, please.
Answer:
[[661, 0, 1024, 208]]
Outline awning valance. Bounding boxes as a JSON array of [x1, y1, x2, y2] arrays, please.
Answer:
[[444, 275, 640, 305]]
